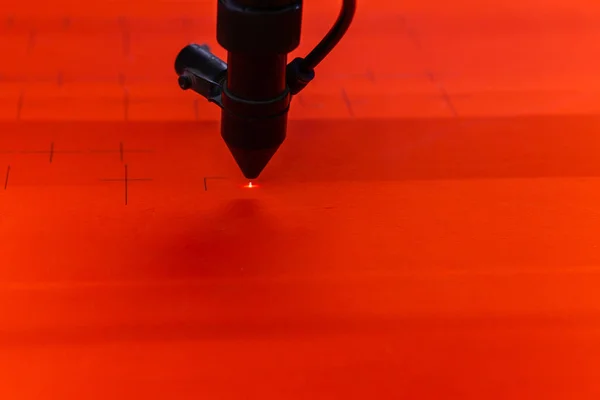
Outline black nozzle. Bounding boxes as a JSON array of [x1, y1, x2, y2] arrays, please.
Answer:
[[221, 107, 288, 179]]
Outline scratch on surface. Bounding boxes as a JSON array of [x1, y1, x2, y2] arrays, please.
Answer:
[[340, 88, 355, 117], [4, 165, 10, 190], [427, 72, 458, 117]]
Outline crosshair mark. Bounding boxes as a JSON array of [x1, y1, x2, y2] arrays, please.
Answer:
[[89, 143, 154, 162], [99, 164, 153, 205], [21, 142, 83, 162]]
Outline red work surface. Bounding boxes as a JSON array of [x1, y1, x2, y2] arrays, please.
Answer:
[[2, 0, 600, 399]]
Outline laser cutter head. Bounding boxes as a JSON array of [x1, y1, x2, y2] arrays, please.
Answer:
[[174, 0, 356, 179]]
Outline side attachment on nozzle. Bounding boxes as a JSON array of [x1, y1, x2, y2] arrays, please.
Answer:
[[174, 44, 227, 106]]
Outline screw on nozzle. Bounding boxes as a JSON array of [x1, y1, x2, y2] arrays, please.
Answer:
[[178, 74, 193, 90]]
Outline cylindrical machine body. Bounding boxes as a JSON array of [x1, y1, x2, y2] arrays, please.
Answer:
[[226, 53, 287, 100], [216, 0, 303, 179]]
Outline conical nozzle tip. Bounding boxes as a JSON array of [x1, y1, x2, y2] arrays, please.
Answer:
[[227, 146, 280, 179]]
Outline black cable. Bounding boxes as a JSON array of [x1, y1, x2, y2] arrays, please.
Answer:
[[300, 0, 357, 71]]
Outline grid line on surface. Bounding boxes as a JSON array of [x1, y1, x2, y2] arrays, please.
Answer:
[[0, 14, 457, 120], [3, 13, 600, 119]]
